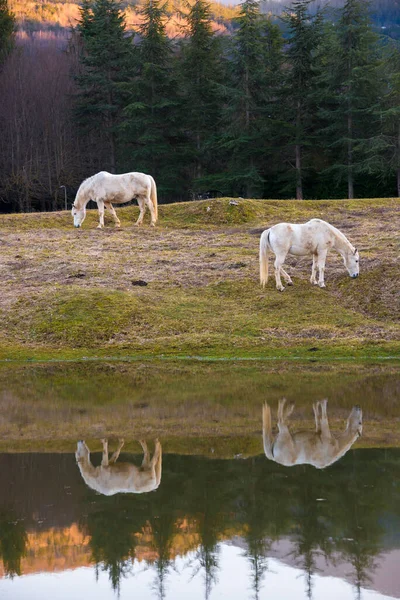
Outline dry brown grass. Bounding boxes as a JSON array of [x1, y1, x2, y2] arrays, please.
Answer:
[[0, 197, 398, 359]]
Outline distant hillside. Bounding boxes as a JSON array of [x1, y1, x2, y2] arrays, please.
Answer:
[[9, 0, 400, 39], [9, 0, 239, 37], [260, 0, 400, 39]]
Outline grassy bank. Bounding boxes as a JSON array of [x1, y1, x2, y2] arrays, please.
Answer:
[[0, 197, 399, 360], [0, 360, 398, 450]]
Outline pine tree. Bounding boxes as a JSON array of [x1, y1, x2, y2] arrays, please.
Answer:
[[219, 0, 284, 197], [281, 0, 323, 200], [0, 0, 15, 64], [122, 0, 184, 200], [317, 0, 382, 198], [179, 0, 223, 188], [378, 41, 400, 196], [75, 0, 132, 173]]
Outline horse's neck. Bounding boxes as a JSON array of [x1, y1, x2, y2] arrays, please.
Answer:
[[333, 429, 358, 461], [78, 456, 96, 477], [331, 227, 353, 257]]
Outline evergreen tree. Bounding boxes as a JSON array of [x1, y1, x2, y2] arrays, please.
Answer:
[[0, 0, 15, 64], [219, 0, 284, 197], [179, 0, 223, 188], [122, 0, 184, 200], [378, 41, 400, 196], [281, 0, 323, 200], [75, 0, 132, 173], [318, 0, 382, 198]]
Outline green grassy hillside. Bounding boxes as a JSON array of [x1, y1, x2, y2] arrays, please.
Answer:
[[0, 197, 398, 361]]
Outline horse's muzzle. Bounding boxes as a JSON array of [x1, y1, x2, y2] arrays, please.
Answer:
[[351, 273, 359, 278], [74, 224, 81, 228]]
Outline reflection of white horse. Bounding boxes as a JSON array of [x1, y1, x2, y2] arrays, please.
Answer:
[[262, 399, 362, 469], [71, 171, 158, 229], [76, 439, 162, 496], [260, 219, 359, 290]]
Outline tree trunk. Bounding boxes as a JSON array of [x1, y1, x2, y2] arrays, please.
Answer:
[[295, 143, 303, 200], [347, 112, 353, 200], [397, 122, 400, 197]]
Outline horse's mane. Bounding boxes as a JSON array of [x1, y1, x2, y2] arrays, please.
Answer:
[[324, 220, 355, 252]]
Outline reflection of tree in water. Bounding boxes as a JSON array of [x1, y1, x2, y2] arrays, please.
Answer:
[[333, 453, 384, 600], [289, 467, 334, 600], [84, 495, 139, 595], [0, 509, 28, 578], [76, 450, 400, 598], [241, 458, 272, 600]]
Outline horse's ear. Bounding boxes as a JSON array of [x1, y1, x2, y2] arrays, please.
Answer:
[[354, 247, 358, 254]]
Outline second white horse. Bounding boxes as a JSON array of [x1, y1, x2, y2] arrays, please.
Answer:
[[260, 218, 359, 290]]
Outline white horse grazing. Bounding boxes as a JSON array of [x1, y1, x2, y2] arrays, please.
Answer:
[[75, 438, 162, 496], [262, 399, 362, 469], [71, 171, 158, 229], [259, 218, 359, 290]]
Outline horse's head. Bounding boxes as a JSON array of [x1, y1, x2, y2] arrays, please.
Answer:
[[76, 440, 90, 464], [347, 405, 363, 438], [345, 247, 359, 278], [71, 204, 86, 228]]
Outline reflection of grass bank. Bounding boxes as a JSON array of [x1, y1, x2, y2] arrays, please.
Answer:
[[0, 361, 398, 449], [0, 198, 398, 360]]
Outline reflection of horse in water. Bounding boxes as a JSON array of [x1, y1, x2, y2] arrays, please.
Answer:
[[263, 399, 362, 469], [76, 439, 162, 495]]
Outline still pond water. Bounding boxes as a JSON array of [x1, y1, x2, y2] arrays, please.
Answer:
[[0, 361, 398, 600]]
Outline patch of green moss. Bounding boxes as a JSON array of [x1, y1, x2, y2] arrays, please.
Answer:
[[13, 288, 143, 347]]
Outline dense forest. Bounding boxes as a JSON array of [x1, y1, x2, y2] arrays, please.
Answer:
[[0, 0, 399, 211]]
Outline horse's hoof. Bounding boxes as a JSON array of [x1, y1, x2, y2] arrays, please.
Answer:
[[318, 283, 326, 288], [287, 281, 293, 286], [277, 286, 285, 292], [150, 222, 156, 227], [97, 225, 103, 229], [115, 223, 121, 228]]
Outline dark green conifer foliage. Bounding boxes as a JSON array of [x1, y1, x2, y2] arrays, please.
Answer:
[[75, 0, 132, 173], [219, 0, 284, 197], [281, 0, 323, 200], [378, 41, 400, 196], [122, 0, 184, 200], [317, 0, 382, 198], [0, 0, 15, 64], [179, 0, 223, 189]]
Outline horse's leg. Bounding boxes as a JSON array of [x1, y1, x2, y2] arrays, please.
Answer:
[[154, 440, 162, 487], [109, 438, 125, 464], [274, 253, 286, 291], [139, 440, 150, 468], [318, 399, 332, 440], [317, 249, 328, 288], [310, 254, 318, 285], [104, 201, 121, 228], [97, 199, 105, 229], [275, 399, 297, 464], [144, 192, 156, 227], [280, 267, 293, 286], [101, 438, 109, 466], [313, 401, 321, 433], [135, 197, 146, 226]]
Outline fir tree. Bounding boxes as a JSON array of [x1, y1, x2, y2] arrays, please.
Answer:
[[122, 0, 184, 200], [281, 0, 323, 200], [179, 0, 223, 187], [378, 41, 400, 196], [318, 0, 382, 198], [0, 0, 15, 64], [75, 0, 132, 173], [220, 0, 283, 197]]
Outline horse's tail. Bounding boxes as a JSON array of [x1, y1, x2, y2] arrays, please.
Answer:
[[262, 402, 274, 460], [150, 176, 158, 222], [259, 229, 271, 288]]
